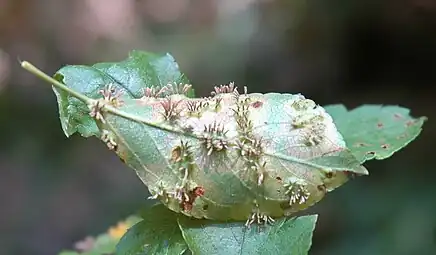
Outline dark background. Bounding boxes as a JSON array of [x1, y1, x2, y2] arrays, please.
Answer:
[[0, 0, 435, 254]]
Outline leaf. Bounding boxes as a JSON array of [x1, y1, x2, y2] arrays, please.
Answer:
[[52, 50, 193, 137], [58, 215, 141, 255], [116, 204, 188, 255], [178, 214, 318, 255], [325, 104, 427, 163], [24, 57, 371, 220], [100, 92, 367, 221]]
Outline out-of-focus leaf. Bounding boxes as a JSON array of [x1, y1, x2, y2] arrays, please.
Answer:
[[52, 50, 193, 137], [178, 214, 318, 255], [325, 104, 427, 163], [58, 215, 141, 255], [116, 204, 188, 255]]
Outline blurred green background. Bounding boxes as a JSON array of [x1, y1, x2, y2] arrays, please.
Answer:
[[0, 0, 435, 254]]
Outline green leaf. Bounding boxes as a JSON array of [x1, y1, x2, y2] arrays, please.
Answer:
[[116, 204, 188, 255], [325, 104, 427, 163], [178, 214, 318, 255], [52, 50, 193, 137]]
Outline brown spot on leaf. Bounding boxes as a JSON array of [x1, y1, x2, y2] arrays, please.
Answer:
[[377, 122, 383, 128], [202, 204, 209, 211], [325, 172, 333, 178], [355, 142, 369, 147], [171, 146, 182, 162], [276, 176, 282, 181], [366, 151, 376, 156], [182, 202, 193, 212], [381, 144, 389, 149], [182, 186, 206, 212], [193, 186, 205, 197], [317, 184, 326, 192]]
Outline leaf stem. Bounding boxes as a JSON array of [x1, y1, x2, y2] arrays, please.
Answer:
[[21, 61, 92, 104]]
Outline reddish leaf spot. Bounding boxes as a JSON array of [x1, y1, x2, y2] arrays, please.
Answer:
[[181, 187, 205, 212], [251, 101, 263, 108], [193, 186, 205, 197], [355, 142, 369, 147]]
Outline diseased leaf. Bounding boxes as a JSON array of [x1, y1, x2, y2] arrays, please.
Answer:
[[116, 204, 188, 255], [24, 51, 370, 222], [98, 89, 367, 221], [325, 104, 427, 163], [52, 50, 193, 137], [178, 214, 317, 255]]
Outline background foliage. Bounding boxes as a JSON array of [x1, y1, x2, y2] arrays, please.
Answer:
[[1, 0, 435, 254]]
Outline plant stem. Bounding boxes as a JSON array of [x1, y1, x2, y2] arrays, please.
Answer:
[[21, 61, 92, 104]]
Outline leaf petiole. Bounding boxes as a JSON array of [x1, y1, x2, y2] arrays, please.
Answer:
[[20, 60, 196, 138], [21, 61, 92, 104]]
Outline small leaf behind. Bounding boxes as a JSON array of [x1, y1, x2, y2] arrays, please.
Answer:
[[116, 204, 188, 255], [178, 215, 318, 255], [325, 104, 426, 163]]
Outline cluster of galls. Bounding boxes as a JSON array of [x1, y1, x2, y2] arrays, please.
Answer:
[[246, 202, 275, 227], [169, 141, 206, 211], [283, 177, 311, 206], [200, 122, 229, 156], [229, 87, 269, 186], [88, 84, 125, 150], [143, 82, 192, 98], [290, 97, 327, 147]]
